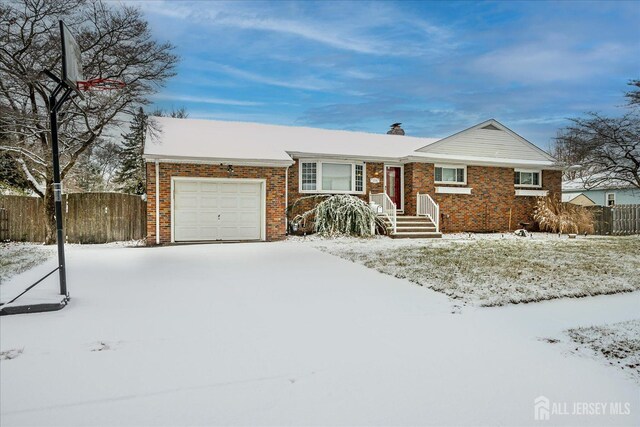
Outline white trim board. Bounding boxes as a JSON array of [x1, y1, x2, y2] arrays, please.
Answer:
[[515, 189, 548, 197], [144, 156, 292, 168], [436, 186, 472, 195]]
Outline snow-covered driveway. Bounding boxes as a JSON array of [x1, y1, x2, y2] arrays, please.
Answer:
[[1, 241, 638, 426]]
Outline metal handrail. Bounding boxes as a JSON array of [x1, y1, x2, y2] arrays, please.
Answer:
[[369, 192, 397, 233], [417, 192, 439, 232]]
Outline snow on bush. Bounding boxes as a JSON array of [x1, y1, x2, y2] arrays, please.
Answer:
[[567, 319, 640, 384], [534, 196, 594, 234], [292, 194, 383, 237]]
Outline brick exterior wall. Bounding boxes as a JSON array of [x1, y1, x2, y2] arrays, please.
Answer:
[[146, 162, 287, 245], [147, 159, 562, 243], [403, 163, 562, 232]]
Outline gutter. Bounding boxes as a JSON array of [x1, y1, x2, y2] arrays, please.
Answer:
[[285, 166, 289, 235], [155, 160, 160, 245], [142, 155, 293, 168]]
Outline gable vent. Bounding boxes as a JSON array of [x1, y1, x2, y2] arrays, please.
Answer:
[[481, 124, 501, 131]]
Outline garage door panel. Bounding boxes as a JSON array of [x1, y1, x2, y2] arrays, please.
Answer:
[[238, 197, 259, 209], [177, 181, 199, 192], [175, 195, 199, 209], [238, 183, 260, 194], [200, 182, 219, 192], [232, 212, 260, 223], [199, 195, 218, 208], [175, 211, 198, 223], [198, 226, 219, 240], [174, 227, 201, 241], [198, 212, 218, 225], [218, 211, 259, 223], [219, 196, 240, 209], [219, 227, 260, 240], [174, 179, 263, 242], [220, 183, 239, 194]]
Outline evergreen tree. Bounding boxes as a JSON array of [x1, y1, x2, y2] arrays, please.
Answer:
[[113, 108, 147, 195]]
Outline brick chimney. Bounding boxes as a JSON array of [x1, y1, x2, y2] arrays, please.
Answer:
[[387, 123, 405, 135]]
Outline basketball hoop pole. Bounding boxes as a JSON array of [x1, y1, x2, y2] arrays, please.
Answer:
[[47, 76, 74, 297]]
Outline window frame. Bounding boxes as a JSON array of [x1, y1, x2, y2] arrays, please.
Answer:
[[606, 192, 616, 207], [300, 161, 317, 191], [434, 164, 467, 185], [298, 159, 366, 195], [514, 169, 542, 188]]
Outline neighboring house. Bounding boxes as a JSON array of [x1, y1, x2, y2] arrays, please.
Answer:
[[562, 179, 640, 207], [561, 193, 596, 207], [143, 118, 562, 244]]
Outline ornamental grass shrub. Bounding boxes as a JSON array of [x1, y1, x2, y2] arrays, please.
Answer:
[[533, 196, 594, 234]]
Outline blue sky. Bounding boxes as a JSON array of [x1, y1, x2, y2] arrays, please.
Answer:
[[137, 0, 640, 150]]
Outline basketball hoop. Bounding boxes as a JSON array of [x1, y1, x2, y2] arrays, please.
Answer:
[[77, 78, 126, 91]]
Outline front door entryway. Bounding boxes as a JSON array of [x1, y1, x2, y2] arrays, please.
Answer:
[[385, 166, 402, 209]]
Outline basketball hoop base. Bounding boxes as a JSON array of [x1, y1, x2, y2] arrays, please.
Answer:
[[0, 295, 69, 316]]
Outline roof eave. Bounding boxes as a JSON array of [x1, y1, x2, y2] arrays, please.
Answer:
[[404, 154, 564, 170], [286, 151, 409, 163], [143, 154, 294, 168]]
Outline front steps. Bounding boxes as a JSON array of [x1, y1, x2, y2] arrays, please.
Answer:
[[379, 215, 442, 239]]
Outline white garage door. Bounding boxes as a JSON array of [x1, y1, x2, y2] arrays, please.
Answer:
[[173, 179, 263, 242]]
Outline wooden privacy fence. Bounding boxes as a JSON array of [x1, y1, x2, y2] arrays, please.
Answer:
[[0, 193, 146, 243], [612, 204, 640, 235], [588, 204, 640, 235]]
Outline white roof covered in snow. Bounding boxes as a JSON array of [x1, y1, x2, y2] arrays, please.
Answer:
[[144, 117, 437, 166], [562, 176, 635, 191], [143, 117, 562, 169]]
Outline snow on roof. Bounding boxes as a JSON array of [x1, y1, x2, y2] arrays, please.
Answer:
[[562, 177, 635, 191], [143, 116, 439, 165]]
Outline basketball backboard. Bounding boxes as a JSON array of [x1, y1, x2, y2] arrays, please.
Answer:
[[60, 21, 83, 94]]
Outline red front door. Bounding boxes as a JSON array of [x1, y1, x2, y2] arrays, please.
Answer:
[[385, 166, 401, 209]]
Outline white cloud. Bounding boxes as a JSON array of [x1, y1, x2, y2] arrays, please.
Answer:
[[153, 93, 263, 106], [139, 1, 454, 57], [472, 40, 631, 83], [192, 62, 336, 92]]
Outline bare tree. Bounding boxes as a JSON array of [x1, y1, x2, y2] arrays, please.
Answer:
[[151, 107, 189, 119], [626, 79, 640, 107], [554, 112, 639, 189], [0, 0, 177, 243]]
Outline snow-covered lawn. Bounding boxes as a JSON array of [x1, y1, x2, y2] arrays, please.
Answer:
[[0, 243, 53, 285], [566, 319, 640, 384], [1, 240, 639, 426], [313, 234, 640, 306]]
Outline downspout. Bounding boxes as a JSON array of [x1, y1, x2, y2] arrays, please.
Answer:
[[285, 166, 289, 235], [155, 160, 160, 245]]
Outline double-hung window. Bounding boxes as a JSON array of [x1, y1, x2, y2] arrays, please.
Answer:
[[435, 165, 466, 184], [606, 193, 616, 207], [514, 170, 541, 187], [299, 161, 365, 194]]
